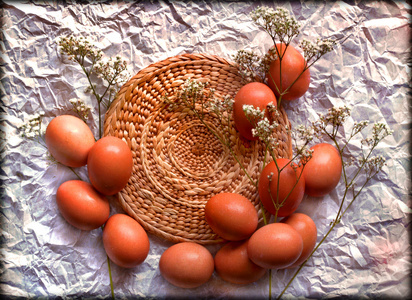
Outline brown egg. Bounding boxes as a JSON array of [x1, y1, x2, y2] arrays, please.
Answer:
[[215, 239, 266, 285], [159, 242, 214, 289], [45, 115, 95, 168], [103, 214, 150, 268], [282, 213, 317, 268], [205, 193, 258, 241], [247, 223, 303, 269], [87, 136, 133, 196], [56, 180, 110, 231]]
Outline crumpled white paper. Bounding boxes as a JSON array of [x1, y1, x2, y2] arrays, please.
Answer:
[[1, 1, 410, 299]]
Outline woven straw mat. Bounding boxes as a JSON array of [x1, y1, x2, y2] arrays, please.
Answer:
[[104, 53, 292, 245]]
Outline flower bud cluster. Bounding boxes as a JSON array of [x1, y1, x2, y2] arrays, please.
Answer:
[[59, 36, 102, 65], [352, 120, 370, 135], [209, 95, 234, 117], [233, 49, 276, 83], [300, 38, 336, 65], [70, 99, 92, 120], [372, 122, 394, 142], [251, 6, 300, 43], [243, 105, 279, 147], [19, 112, 45, 139], [94, 56, 128, 86], [363, 155, 387, 172], [313, 106, 351, 136]]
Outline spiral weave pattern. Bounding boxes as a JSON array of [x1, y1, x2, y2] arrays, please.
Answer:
[[104, 53, 292, 244]]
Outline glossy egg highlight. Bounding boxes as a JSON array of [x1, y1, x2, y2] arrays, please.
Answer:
[[205, 193, 258, 241], [247, 223, 303, 269], [45, 115, 95, 167], [87, 136, 133, 195], [159, 242, 214, 289], [56, 180, 110, 231], [302, 143, 342, 197], [103, 214, 150, 268]]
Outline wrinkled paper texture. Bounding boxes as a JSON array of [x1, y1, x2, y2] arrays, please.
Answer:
[[1, 1, 410, 299]]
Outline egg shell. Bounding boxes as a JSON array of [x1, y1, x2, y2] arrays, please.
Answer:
[[247, 223, 303, 269], [267, 43, 311, 101], [302, 143, 342, 197], [214, 239, 266, 285], [159, 242, 214, 289], [233, 82, 277, 140], [45, 115, 95, 168], [103, 214, 150, 268], [205, 193, 258, 241], [56, 180, 110, 231], [258, 158, 305, 217], [87, 136, 133, 195], [282, 213, 317, 268]]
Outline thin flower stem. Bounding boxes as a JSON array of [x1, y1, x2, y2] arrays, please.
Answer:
[[278, 159, 374, 299], [68, 167, 84, 181], [277, 221, 336, 300], [278, 123, 388, 299], [107, 254, 115, 299], [339, 174, 373, 222], [269, 270, 272, 299]]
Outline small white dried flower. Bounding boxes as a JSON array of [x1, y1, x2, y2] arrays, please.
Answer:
[[209, 95, 234, 116], [243, 105, 265, 125], [251, 117, 279, 146], [300, 147, 314, 165], [352, 120, 369, 135], [344, 156, 357, 167], [19, 112, 45, 139], [70, 99, 91, 120], [251, 6, 300, 43], [363, 155, 387, 173], [233, 48, 277, 83], [313, 105, 351, 138], [372, 122, 394, 141], [300, 38, 336, 66], [294, 124, 314, 143]]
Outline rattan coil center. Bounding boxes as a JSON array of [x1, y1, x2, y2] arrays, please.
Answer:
[[104, 53, 292, 244]]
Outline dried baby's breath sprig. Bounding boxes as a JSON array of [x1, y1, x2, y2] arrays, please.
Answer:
[[290, 124, 315, 166], [312, 105, 351, 140], [238, 6, 336, 107], [209, 94, 234, 117], [279, 108, 393, 300], [252, 118, 279, 148], [208, 95, 235, 142], [243, 103, 315, 168], [243, 105, 281, 152], [69, 99, 92, 121], [251, 6, 300, 45], [59, 35, 129, 138], [233, 48, 277, 83], [93, 56, 129, 109], [165, 79, 215, 123], [243, 105, 265, 126], [19, 112, 45, 140], [371, 122, 394, 145], [300, 38, 336, 68], [59, 36, 103, 66]]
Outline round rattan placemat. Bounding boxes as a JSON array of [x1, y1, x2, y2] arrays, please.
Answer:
[[104, 53, 292, 244]]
